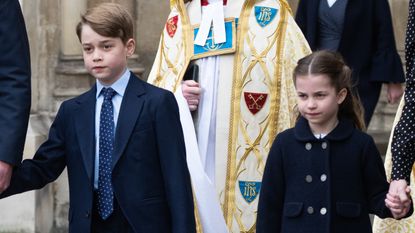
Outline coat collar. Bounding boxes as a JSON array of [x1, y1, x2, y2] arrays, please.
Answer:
[[74, 72, 146, 181], [294, 116, 355, 142]]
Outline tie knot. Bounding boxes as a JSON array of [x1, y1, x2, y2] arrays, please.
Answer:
[[101, 87, 116, 101]]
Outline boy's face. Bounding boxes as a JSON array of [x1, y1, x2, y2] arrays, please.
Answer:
[[80, 24, 135, 85]]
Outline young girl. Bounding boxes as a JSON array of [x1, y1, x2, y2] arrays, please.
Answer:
[[256, 51, 411, 233]]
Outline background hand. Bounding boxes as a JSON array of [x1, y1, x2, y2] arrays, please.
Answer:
[[386, 83, 404, 104], [182, 80, 201, 111]]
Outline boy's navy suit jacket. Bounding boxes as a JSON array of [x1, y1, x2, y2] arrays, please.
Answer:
[[1, 73, 196, 233]]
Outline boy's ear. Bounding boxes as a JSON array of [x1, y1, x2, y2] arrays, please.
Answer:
[[337, 88, 347, 104], [126, 38, 135, 57]]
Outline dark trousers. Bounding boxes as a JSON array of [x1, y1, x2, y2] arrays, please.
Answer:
[[91, 193, 133, 233]]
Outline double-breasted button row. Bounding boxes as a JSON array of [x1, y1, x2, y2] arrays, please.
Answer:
[[307, 206, 327, 215], [305, 142, 328, 150], [305, 174, 327, 183]]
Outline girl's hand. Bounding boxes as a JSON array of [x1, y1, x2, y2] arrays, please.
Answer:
[[182, 80, 201, 111], [385, 180, 412, 219]]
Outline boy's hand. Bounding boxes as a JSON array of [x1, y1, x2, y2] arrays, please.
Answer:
[[0, 161, 12, 193], [182, 80, 201, 111], [386, 180, 412, 219]]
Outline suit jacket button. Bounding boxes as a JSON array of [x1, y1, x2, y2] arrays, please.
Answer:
[[305, 143, 312, 150], [307, 206, 314, 214], [321, 142, 327, 149], [305, 175, 313, 183], [320, 207, 327, 215], [85, 211, 90, 218]]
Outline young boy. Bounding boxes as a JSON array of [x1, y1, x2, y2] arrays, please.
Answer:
[[0, 3, 196, 233]]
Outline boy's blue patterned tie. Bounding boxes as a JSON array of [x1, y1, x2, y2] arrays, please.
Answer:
[[97, 87, 116, 220]]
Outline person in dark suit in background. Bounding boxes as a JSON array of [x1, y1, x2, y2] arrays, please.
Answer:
[[295, 0, 404, 126], [0, 0, 31, 192], [0, 3, 196, 233]]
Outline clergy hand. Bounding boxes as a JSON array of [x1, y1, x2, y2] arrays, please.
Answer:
[[386, 83, 403, 104], [182, 80, 201, 111], [0, 160, 13, 193], [385, 179, 412, 219]]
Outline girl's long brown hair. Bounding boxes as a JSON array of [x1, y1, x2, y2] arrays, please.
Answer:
[[293, 50, 366, 130]]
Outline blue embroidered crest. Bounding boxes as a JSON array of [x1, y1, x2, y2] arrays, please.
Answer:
[[255, 6, 278, 27], [239, 181, 262, 203], [193, 19, 236, 59]]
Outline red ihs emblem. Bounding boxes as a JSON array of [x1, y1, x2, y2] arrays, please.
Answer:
[[166, 15, 179, 38], [244, 92, 268, 115]]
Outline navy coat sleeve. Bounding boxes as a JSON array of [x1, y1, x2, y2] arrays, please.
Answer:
[[0, 103, 67, 197], [361, 136, 392, 218], [257, 136, 285, 233], [370, 0, 405, 83], [363, 135, 413, 218], [154, 91, 196, 233], [0, 0, 31, 165]]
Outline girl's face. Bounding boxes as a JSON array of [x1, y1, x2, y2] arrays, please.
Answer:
[[295, 74, 347, 134]]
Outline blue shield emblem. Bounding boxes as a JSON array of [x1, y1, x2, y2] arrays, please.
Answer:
[[239, 181, 262, 203], [193, 19, 236, 59], [255, 6, 278, 27]]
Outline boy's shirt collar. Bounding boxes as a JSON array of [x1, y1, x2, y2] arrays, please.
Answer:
[[96, 69, 130, 99]]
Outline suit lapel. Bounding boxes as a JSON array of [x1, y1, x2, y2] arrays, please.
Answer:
[[339, 0, 358, 51], [74, 86, 97, 182], [308, 0, 320, 48], [112, 73, 146, 169]]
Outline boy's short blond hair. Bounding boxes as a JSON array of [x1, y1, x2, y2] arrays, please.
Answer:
[[76, 3, 134, 44]]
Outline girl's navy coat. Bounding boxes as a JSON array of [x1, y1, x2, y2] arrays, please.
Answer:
[[295, 0, 405, 123], [257, 117, 395, 233]]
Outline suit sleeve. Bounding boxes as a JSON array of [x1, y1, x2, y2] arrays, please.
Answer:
[[154, 91, 196, 233], [370, 0, 405, 83], [295, 0, 308, 34], [1, 104, 67, 198], [256, 137, 285, 233], [0, 0, 31, 166]]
